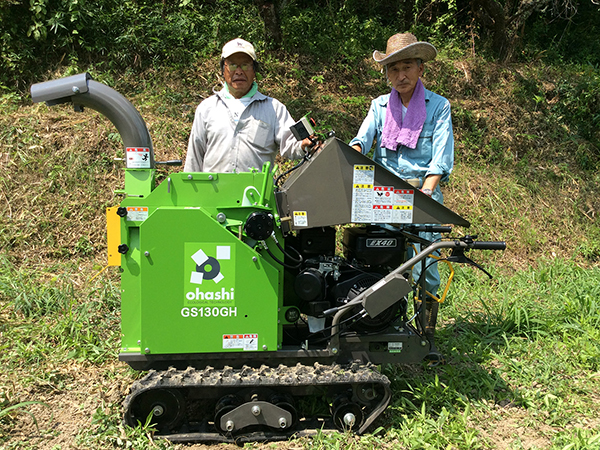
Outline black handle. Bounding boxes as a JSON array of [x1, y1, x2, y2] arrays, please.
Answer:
[[155, 160, 183, 166], [471, 241, 506, 250]]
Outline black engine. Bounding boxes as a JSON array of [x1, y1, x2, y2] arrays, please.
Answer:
[[285, 226, 409, 333]]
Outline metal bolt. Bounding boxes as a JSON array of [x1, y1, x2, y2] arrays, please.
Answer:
[[249, 192, 254, 197], [145, 348, 150, 354], [152, 405, 164, 417], [420, 340, 428, 347], [137, 340, 141, 345], [262, 345, 268, 351], [144, 251, 150, 257], [252, 256, 258, 262], [362, 387, 376, 400], [343, 412, 356, 428], [188, 174, 193, 180], [225, 420, 235, 431], [72, 86, 80, 94], [251, 405, 261, 416], [216, 212, 226, 223], [331, 347, 338, 354], [208, 175, 214, 180], [278, 417, 287, 428]]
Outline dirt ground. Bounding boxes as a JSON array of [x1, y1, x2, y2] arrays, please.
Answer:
[[5, 359, 574, 450], [6, 360, 306, 450]]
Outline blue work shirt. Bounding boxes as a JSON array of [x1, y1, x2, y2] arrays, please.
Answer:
[[349, 88, 454, 204]]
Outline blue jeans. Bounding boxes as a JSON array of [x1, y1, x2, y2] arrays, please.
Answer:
[[407, 231, 441, 298]]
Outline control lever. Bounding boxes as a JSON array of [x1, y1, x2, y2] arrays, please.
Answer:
[[447, 248, 493, 279], [447, 235, 506, 279]]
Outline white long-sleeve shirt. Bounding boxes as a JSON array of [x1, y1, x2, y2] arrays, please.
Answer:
[[184, 87, 305, 173]]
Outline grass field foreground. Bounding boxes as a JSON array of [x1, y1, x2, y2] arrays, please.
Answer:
[[1, 52, 599, 449]]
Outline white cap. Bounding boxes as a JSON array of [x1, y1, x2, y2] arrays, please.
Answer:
[[221, 38, 257, 61]]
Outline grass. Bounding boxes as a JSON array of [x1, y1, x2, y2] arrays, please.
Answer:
[[1, 52, 599, 449], [0, 256, 121, 369], [0, 400, 48, 439], [1, 257, 599, 449]]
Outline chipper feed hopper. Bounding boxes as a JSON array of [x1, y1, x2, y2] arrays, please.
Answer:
[[31, 73, 506, 443]]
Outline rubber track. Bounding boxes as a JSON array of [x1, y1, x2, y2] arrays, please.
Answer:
[[123, 361, 391, 442]]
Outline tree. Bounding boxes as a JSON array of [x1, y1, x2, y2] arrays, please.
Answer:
[[253, 0, 284, 48], [470, 0, 583, 61]]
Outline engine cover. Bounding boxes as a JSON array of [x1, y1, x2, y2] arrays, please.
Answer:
[[342, 226, 406, 267]]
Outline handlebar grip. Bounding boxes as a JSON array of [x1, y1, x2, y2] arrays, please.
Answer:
[[471, 241, 506, 250]]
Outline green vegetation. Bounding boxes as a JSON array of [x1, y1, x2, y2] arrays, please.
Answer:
[[1, 257, 599, 448], [1, 0, 599, 448]]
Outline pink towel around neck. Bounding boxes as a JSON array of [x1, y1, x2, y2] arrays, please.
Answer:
[[381, 79, 426, 150]]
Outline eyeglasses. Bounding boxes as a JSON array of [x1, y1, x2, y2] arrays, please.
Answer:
[[225, 63, 253, 72]]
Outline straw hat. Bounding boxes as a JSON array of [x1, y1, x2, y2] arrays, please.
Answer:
[[221, 38, 257, 61], [373, 33, 437, 65]]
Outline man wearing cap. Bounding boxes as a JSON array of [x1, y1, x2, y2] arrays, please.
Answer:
[[349, 33, 454, 361], [184, 38, 312, 173]]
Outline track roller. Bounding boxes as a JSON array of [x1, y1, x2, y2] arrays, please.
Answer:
[[125, 388, 185, 433], [214, 394, 242, 432], [331, 395, 364, 431], [269, 392, 298, 428]]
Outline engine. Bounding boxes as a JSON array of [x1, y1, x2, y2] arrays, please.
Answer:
[[287, 225, 409, 335]]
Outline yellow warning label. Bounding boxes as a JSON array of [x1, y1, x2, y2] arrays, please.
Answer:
[[293, 211, 308, 227]]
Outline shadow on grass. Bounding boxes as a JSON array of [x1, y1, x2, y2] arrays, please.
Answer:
[[381, 313, 536, 421]]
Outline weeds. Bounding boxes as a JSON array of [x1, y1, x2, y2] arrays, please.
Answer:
[[1, 45, 600, 450], [370, 260, 600, 449], [78, 401, 170, 450], [0, 399, 48, 435], [0, 255, 121, 375]]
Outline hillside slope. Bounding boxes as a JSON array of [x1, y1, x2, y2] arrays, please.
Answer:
[[2, 54, 598, 273], [1, 53, 599, 449]]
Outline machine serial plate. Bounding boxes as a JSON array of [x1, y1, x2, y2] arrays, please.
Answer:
[[388, 342, 403, 353]]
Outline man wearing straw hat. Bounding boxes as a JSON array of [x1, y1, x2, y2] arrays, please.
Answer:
[[350, 33, 454, 362], [185, 38, 313, 173]]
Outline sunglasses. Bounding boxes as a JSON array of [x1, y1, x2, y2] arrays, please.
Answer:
[[225, 63, 253, 72]]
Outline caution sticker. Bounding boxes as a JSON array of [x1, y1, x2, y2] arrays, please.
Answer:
[[222, 334, 258, 351], [388, 342, 403, 353], [293, 211, 308, 227], [392, 189, 414, 223], [126, 206, 148, 221], [351, 165, 376, 222], [351, 163, 415, 224], [223, 334, 244, 349], [243, 334, 258, 351], [126, 147, 151, 168]]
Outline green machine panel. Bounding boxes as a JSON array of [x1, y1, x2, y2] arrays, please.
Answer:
[[118, 168, 284, 358], [137, 208, 280, 355]]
